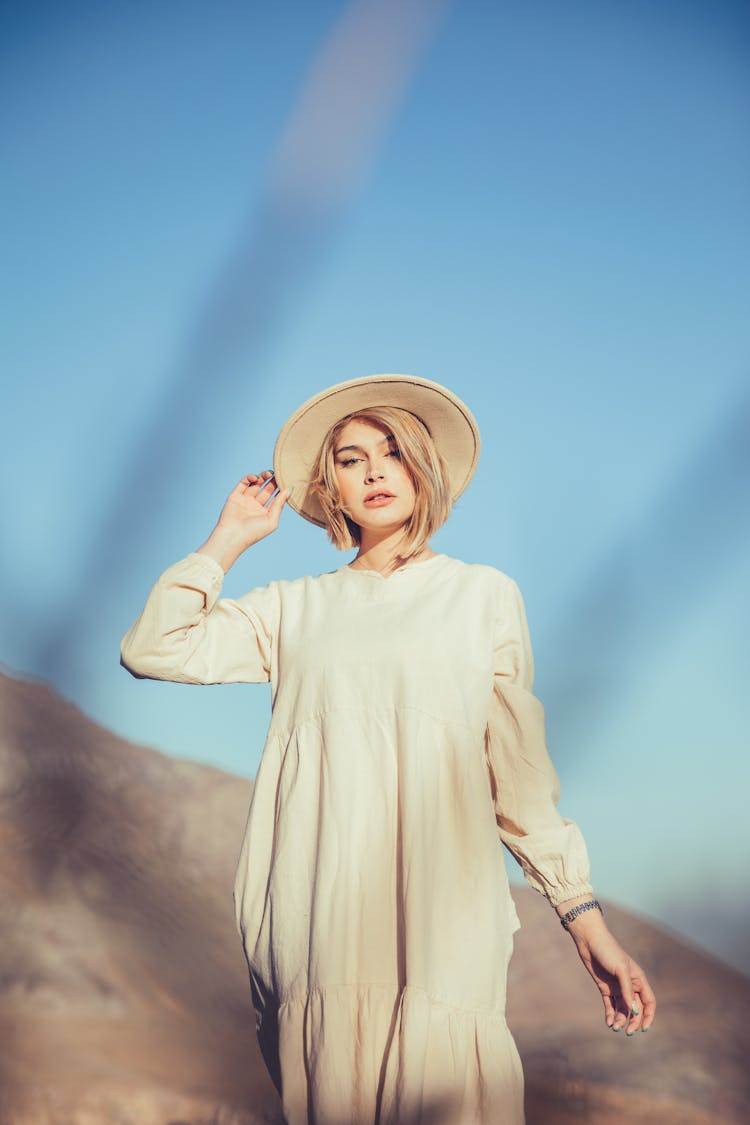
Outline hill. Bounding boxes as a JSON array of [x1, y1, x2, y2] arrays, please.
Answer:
[[0, 670, 747, 1123]]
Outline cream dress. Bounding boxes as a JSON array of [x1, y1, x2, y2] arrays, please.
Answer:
[[121, 551, 593, 1125]]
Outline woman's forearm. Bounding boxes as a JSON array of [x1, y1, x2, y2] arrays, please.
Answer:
[[195, 525, 253, 573]]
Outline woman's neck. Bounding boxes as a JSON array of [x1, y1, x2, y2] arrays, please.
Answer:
[[350, 529, 436, 575]]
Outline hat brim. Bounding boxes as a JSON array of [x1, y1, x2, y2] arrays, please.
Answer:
[[273, 373, 481, 528]]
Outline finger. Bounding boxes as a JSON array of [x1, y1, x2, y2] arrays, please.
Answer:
[[255, 471, 277, 497], [601, 992, 616, 1028], [615, 961, 638, 1023], [624, 992, 644, 1036], [240, 471, 274, 497], [610, 994, 629, 1032], [266, 487, 292, 522], [634, 973, 657, 1032], [239, 473, 264, 491]]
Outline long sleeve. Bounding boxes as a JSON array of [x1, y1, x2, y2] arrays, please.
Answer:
[[483, 577, 593, 907], [120, 552, 278, 685]]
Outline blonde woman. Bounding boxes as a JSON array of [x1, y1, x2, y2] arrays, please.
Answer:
[[121, 374, 656, 1125]]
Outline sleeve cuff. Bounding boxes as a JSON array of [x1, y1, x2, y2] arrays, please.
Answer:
[[183, 551, 226, 584], [153, 552, 225, 614], [544, 882, 595, 908], [498, 820, 593, 906]]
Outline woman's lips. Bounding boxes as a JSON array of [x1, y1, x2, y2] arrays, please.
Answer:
[[363, 494, 395, 507]]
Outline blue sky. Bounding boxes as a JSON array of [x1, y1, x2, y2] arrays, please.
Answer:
[[2, 0, 749, 975]]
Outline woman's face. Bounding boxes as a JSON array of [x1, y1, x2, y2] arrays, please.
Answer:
[[332, 418, 417, 537]]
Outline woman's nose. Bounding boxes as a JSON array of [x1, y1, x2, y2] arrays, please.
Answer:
[[365, 463, 385, 482]]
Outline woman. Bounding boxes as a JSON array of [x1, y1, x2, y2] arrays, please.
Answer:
[[121, 373, 656, 1125]]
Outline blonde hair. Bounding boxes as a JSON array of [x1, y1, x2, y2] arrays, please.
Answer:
[[309, 406, 453, 562]]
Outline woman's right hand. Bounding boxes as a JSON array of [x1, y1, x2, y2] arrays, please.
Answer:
[[196, 471, 292, 572]]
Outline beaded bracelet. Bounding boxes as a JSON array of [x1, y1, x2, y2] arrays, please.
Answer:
[[559, 899, 603, 930]]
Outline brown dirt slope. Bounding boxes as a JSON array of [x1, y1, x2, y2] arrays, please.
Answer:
[[0, 670, 748, 1124]]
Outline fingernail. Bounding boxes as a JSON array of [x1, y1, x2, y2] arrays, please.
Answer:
[[641, 1027, 650, 1033], [612, 1026, 621, 1032], [631, 1004, 639, 1015], [626, 1031, 635, 1037]]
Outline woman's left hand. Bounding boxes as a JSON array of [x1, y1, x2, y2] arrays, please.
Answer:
[[562, 909, 657, 1034]]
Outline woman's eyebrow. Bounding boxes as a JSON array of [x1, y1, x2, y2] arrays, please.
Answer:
[[335, 435, 395, 456]]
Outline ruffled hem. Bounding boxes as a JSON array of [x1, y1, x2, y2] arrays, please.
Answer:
[[260, 982, 524, 1125]]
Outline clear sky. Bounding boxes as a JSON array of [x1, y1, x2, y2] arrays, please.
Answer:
[[2, 0, 749, 975]]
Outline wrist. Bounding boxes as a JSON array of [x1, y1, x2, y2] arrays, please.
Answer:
[[196, 526, 249, 573], [554, 892, 595, 918], [558, 898, 605, 934]]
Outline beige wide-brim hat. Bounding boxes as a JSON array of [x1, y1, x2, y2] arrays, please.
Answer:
[[273, 373, 481, 528]]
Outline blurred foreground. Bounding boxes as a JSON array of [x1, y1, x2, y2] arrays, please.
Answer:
[[0, 670, 747, 1124]]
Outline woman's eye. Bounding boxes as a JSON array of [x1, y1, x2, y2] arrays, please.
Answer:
[[387, 449, 401, 459], [339, 457, 360, 467]]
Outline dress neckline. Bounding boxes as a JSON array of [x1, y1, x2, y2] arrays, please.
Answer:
[[338, 553, 448, 581]]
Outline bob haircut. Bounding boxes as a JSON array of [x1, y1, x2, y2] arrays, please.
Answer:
[[309, 405, 453, 562]]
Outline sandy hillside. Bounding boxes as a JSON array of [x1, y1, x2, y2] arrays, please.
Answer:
[[0, 670, 747, 1124]]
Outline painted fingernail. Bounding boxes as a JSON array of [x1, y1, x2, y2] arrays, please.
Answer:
[[612, 1025, 621, 1032], [641, 1027, 650, 1033], [631, 1004, 639, 1015], [626, 1031, 635, 1037]]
